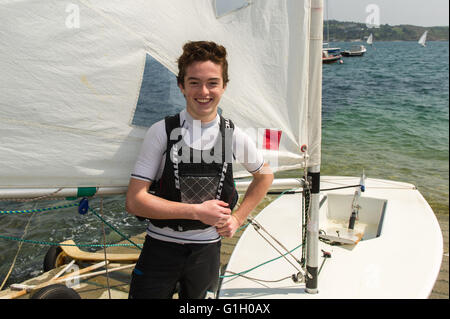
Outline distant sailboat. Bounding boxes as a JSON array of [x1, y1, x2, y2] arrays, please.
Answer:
[[418, 31, 428, 47], [366, 33, 373, 46]]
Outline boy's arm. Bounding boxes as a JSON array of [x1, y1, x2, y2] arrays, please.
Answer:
[[216, 163, 274, 238]]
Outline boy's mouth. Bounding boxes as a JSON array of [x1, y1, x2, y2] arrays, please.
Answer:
[[195, 98, 213, 105]]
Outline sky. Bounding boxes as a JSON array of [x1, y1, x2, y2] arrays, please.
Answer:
[[214, 0, 449, 27], [215, 0, 249, 16], [326, 0, 449, 27]]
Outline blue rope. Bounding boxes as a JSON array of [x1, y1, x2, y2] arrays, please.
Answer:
[[0, 234, 142, 248], [0, 199, 143, 250], [88, 207, 142, 250], [0, 203, 79, 214]]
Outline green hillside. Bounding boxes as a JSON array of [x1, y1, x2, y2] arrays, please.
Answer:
[[324, 20, 449, 42]]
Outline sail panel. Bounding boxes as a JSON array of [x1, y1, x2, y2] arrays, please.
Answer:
[[418, 31, 428, 46], [0, 1, 148, 188], [0, 0, 320, 189], [132, 54, 185, 127], [214, 0, 250, 17]]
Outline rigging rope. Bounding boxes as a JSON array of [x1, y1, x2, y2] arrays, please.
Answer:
[[220, 243, 303, 279], [223, 272, 291, 285], [0, 207, 36, 290], [301, 178, 312, 268], [88, 206, 142, 251], [247, 217, 307, 277], [99, 197, 112, 299], [220, 187, 309, 282], [0, 200, 143, 250], [221, 177, 321, 283], [0, 234, 142, 248], [0, 202, 80, 214]]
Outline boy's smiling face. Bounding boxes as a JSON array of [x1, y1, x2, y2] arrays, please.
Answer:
[[179, 60, 226, 123]]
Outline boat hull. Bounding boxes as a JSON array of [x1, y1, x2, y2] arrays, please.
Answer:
[[218, 176, 443, 299], [341, 51, 365, 57], [322, 55, 342, 64]]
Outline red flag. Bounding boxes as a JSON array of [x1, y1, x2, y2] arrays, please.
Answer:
[[263, 129, 282, 150]]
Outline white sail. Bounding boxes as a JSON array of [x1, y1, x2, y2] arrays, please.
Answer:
[[418, 31, 428, 47], [0, 0, 320, 193], [366, 33, 373, 45]]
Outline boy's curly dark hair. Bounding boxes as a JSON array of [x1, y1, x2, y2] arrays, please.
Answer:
[[177, 41, 229, 88]]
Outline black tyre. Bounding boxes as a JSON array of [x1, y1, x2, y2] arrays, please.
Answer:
[[30, 284, 81, 299], [43, 245, 70, 272]]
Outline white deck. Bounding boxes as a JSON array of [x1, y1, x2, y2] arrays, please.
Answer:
[[219, 176, 443, 299]]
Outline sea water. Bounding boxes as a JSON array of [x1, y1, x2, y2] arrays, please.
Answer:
[[0, 41, 448, 288], [321, 41, 448, 214]]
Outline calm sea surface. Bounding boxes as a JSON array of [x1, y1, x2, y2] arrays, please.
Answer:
[[1, 41, 448, 287], [321, 41, 448, 215]]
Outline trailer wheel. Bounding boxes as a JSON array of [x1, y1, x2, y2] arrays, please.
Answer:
[[43, 245, 70, 272], [30, 284, 81, 299]]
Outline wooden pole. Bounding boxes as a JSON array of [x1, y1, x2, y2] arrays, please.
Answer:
[[5, 261, 108, 299]]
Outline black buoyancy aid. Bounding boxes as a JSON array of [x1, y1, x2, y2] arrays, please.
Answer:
[[148, 113, 238, 232]]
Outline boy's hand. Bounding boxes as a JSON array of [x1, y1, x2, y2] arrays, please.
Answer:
[[194, 199, 231, 226]]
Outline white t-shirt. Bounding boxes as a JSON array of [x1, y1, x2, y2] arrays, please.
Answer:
[[131, 109, 264, 244]]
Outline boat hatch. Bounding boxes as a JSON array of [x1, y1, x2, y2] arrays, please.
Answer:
[[319, 194, 387, 244]]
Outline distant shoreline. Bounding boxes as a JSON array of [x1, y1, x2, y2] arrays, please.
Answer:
[[326, 40, 449, 42], [324, 20, 449, 42], [328, 19, 449, 28]]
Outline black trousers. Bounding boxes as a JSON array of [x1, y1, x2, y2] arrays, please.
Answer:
[[128, 235, 221, 299]]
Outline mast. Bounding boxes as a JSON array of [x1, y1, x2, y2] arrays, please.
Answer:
[[305, 166, 320, 293], [325, 0, 329, 46], [305, 0, 323, 294]]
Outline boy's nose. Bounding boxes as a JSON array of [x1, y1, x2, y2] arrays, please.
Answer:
[[200, 84, 209, 95]]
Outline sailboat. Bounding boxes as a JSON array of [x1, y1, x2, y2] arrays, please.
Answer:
[[0, 0, 442, 299], [367, 33, 374, 46], [419, 31, 428, 47], [322, 3, 342, 64]]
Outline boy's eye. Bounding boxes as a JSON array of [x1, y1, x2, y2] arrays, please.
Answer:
[[186, 80, 221, 88]]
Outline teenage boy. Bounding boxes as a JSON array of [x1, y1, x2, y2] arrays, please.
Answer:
[[126, 41, 273, 299]]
